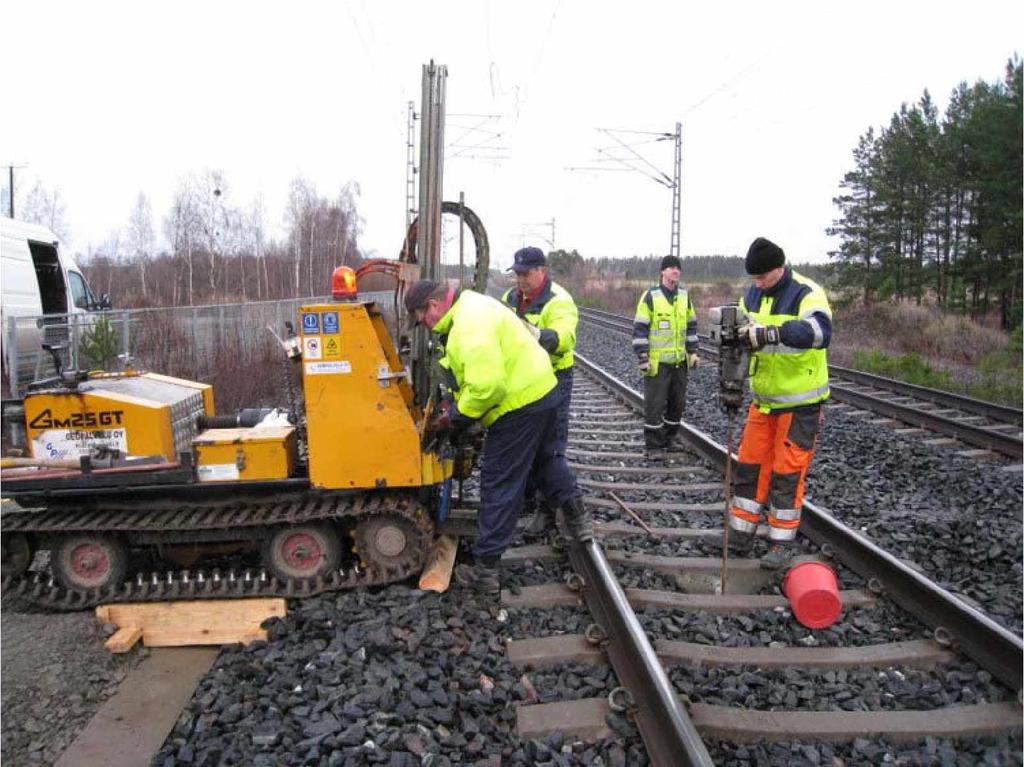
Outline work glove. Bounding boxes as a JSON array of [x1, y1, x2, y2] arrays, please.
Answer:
[[537, 329, 559, 354], [739, 322, 780, 350], [427, 399, 475, 445], [425, 399, 455, 442], [687, 353, 699, 370], [637, 352, 651, 374], [521, 319, 542, 341]]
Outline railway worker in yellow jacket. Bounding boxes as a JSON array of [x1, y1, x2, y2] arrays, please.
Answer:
[[404, 279, 593, 594], [501, 246, 579, 537], [728, 237, 832, 570], [632, 255, 699, 456]]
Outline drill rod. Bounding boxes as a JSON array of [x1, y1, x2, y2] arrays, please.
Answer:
[[719, 409, 736, 593]]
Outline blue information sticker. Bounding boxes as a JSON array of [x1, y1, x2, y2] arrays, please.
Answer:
[[301, 312, 320, 335], [321, 311, 340, 334]]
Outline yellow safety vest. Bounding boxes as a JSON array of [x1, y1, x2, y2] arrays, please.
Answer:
[[741, 269, 831, 412], [633, 285, 697, 377], [502, 279, 578, 373], [433, 291, 557, 426]]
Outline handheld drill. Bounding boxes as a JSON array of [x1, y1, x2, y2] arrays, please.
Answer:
[[708, 303, 751, 591], [708, 304, 751, 411]]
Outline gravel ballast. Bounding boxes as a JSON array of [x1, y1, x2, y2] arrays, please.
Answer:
[[576, 321, 1024, 635], [2, 319, 1020, 766]]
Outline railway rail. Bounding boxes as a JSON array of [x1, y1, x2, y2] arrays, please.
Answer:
[[578, 306, 1024, 460], [493, 353, 1022, 765]]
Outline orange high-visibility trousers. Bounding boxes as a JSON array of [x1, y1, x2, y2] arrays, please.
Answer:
[[728, 403, 823, 541]]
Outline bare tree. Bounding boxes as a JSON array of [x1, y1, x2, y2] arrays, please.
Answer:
[[285, 177, 316, 297], [165, 177, 202, 306], [21, 180, 70, 241], [126, 192, 155, 300], [248, 194, 268, 300]]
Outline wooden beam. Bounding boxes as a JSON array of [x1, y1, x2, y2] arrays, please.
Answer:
[[104, 626, 143, 654], [419, 535, 458, 592], [96, 598, 286, 649]]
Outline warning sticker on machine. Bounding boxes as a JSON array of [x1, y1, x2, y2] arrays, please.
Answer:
[[32, 429, 129, 461], [303, 336, 323, 360], [323, 337, 341, 358], [306, 361, 351, 375], [197, 463, 241, 482]]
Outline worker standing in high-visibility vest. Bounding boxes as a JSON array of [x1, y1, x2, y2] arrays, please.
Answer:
[[632, 255, 699, 456], [502, 246, 579, 537], [728, 237, 832, 570]]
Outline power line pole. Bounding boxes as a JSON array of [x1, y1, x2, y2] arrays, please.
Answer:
[[5, 163, 27, 218], [567, 125, 681, 256], [405, 101, 417, 230], [669, 122, 681, 260]]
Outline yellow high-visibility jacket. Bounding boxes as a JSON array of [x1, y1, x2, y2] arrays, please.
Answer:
[[632, 284, 698, 376], [433, 290, 557, 426], [741, 268, 831, 412], [502, 278, 578, 372]]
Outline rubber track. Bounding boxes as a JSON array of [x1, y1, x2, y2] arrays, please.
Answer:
[[1, 492, 434, 611]]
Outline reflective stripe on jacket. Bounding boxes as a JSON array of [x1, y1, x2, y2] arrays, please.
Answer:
[[433, 290, 557, 426], [632, 284, 698, 376], [741, 269, 831, 412], [502, 279, 578, 372]]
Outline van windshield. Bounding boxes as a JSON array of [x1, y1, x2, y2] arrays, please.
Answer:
[[68, 271, 93, 310]]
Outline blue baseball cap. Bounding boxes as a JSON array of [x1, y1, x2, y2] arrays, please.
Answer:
[[506, 246, 546, 273]]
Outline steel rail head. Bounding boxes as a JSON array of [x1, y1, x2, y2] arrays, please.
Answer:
[[566, 539, 714, 767], [831, 364, 1024, 425], [572, 352, 1024, 692]]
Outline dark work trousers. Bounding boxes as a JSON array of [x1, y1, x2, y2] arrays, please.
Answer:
[[643, 362, 687, 447], [523, 367, 574, 515], [476, 384, 580, 559]]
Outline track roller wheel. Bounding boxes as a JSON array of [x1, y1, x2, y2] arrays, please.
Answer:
[[1, 533, 33, 578], [353, 514, 420, 571], [262, 523, 341, 581], [53, 534, 128, 591]]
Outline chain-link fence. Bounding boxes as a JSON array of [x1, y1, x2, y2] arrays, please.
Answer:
[[3, 292, 400, 411]]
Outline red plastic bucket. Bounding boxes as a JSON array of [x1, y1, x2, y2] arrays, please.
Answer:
[[783, 561, 842, 629]]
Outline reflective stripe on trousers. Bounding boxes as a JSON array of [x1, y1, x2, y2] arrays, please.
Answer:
[[727, 402, 823, 538]]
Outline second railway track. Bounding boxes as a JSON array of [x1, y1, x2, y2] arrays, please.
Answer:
[[578, 306, 1024, 460]]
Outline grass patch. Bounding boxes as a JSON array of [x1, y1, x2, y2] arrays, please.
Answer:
[[850, 350, 955, 389]]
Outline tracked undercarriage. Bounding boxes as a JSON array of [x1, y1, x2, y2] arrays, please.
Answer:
[[1, 488, 438, 610]]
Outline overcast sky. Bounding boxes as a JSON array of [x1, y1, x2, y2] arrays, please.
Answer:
[[3, 1, 1021, 271]]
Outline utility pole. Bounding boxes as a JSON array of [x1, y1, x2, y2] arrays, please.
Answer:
[[669, 122, 681, 260], [5, 163, 27, 218], [521, 217, 557, 251], [567, 125, 681, 257], [405, 101, 417, 231]]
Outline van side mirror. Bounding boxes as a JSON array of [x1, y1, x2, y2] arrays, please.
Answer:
[[93, 294, 112, 310]]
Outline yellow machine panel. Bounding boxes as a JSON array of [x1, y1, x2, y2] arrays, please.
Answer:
[[299, 301, 428, 489], [194, 426, 297, 482], [23, 372, 212, 463]]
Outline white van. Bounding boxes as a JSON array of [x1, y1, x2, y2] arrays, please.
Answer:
[[1, 218, 107, 393]]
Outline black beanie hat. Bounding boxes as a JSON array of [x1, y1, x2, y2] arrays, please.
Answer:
[[744, 238, 785, 275], [660, 255, 682, 271]]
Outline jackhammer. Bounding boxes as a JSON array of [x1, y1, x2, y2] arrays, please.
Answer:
[[708, 304, 752, 591]]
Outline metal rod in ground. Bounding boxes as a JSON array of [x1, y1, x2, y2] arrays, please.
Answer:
[[719, 412, 735, 593], [608, 491, 656, 536]]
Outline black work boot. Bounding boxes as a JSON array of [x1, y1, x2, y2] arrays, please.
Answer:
[[454, 557, 501, 594], [760, 544, 791, 571], [726, 529, 754, 554], [560, 498, 594, 543], [644, 430, 665, 459], [523, 505, 554, 537], [663, 426, 687, 453]]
